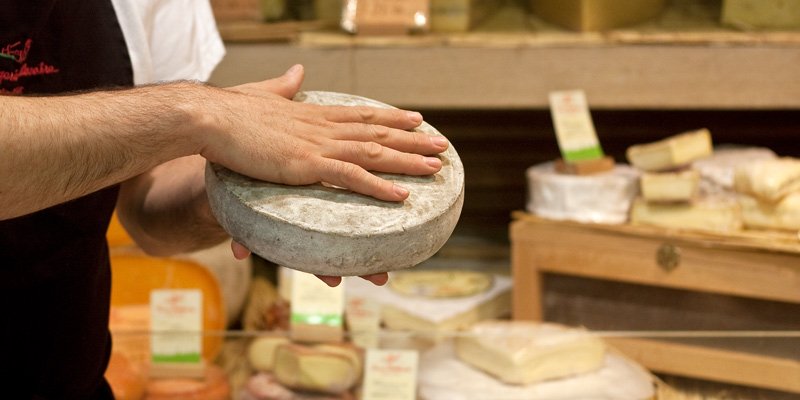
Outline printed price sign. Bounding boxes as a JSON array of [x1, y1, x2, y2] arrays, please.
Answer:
[[549, 90, 604, 162]]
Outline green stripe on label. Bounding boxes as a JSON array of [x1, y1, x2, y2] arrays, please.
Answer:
[[291, 313, 343, 326], [152, 353, 202, 363], [562, 146, 604, 162]]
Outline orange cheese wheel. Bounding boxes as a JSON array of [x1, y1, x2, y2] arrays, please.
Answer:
[[107, 211, 135, 248], [109, 253, 226, 362]]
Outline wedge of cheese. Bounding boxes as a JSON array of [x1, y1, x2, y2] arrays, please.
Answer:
[[248, 336, 291, 372], [739, 192, 800, 231], [630, 197, 742, 233], [272, 344, 362, 394], [455, 321, 605, 385], [734, 157, 800, 203], [626, 129, 712, 172], [640, 170, 699, 202]]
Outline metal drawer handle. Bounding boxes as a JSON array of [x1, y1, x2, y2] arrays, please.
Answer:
[[657, 243, 681, 272]]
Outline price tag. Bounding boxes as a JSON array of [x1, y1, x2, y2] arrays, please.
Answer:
[[290, 271, 345, 342], [150, 289, 203, 364], [346, 296, 381, 349], [362, 349, 419, 400], [549, 90, 604, 162], [347, 0, 430, 34]]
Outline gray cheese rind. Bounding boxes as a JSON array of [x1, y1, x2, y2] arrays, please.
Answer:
[[205, 91, 465, 276]]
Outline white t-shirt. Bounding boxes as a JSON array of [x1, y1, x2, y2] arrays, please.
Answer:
[[110, 0, 226, 85]]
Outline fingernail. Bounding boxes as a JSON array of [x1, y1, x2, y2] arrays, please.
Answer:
[[394, 185, 409, 198], [425, 156, 441, 168], [431, 136, 448, 148], [287, 64, 303, 75], [406, 111, 422, 124]]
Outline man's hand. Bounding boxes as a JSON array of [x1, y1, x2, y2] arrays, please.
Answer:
[[198, 64, 449, 202], [231, 241, 387, 287]]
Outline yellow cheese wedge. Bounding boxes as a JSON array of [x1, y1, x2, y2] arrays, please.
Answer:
[[455, 321, 606, 385], [630, 197, 742, 233], [626, 129, 713, 172], [739, 192, 800, 231], [734, 157, 800, 203], [272, 344, 362, 394], [640, 170, 699, 202]]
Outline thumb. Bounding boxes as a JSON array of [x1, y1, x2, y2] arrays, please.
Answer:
[[263, 64, 305, 99]]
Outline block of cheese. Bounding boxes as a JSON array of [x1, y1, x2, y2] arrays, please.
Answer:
[[640, 170, 699, 202], [455, 321, 605, 385], [626, 129, 713, 172], [734, 157, 800, 203], [419, 340, 655, 400], [527, 162, 639, 224], [248, 336, 291, 372], [530, 0, 666, 31], [430, 0, 503, 32], [272, 344, 362, 394], [691, 147, 776, 196], [739, 192, 800, 231], [389, 270, 493, 298], [630, 197, 743, 233]]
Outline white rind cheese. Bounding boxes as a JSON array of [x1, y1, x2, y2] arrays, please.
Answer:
[[526, 162, 639, 224], [691, 147, 776, 197], [734, 157, 800, 203], [455, 321, 606, 385]]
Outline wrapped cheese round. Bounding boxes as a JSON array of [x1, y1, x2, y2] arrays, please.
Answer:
[[526, 162, 639, 224], [206, 91, 464, 276]]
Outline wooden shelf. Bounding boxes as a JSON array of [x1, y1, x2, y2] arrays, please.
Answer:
[[209, 1, 800, 110]]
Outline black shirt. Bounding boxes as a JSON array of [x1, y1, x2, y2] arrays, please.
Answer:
[[0, 0, 133, 397]]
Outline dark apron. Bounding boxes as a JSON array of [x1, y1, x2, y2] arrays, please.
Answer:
[[0, 0, 133, 398]]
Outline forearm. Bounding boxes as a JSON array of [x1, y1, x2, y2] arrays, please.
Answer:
[[117, 155, 228, 256], [0, 82, 208, 220]]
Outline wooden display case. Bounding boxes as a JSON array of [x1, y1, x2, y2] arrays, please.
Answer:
[[510, 212, 800, 394]]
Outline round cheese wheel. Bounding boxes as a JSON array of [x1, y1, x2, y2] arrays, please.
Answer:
[[206, 91, 464, 277], [389, 270, 493, 298], [526, 162, 639, 224], [109, 253, 226, 363]]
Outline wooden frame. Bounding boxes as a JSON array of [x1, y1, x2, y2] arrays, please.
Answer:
[[510, 213, 800, 393]]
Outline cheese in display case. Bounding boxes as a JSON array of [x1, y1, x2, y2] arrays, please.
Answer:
[[526, 161, 639, 224]]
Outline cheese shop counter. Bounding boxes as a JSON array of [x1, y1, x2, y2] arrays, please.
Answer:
[[105, 270, 800, 400]]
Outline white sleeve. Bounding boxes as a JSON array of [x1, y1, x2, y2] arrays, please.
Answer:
[[111, 0, 226, 85]]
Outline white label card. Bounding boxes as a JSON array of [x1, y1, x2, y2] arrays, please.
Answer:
[[362, 349, 419, 400], [548, 90, 603, 162], [291, 271, 345, 327], [346, 296, 381, 349], [150, 289, 203, 363]]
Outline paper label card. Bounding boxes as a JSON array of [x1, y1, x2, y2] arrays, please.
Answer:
[[362, 349, 419, 400], [549, 90, 604, 162], [150, 289, 202, 363], [346, 296, 381, 349], [291, 271, 345, 328]]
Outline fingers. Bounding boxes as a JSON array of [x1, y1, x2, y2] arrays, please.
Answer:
[[230, 64, 305, 99], [315, 158, 409, 202], [328, 141, 441, 176], [360, 273, 388, 286], [333, 123, 449, 156], [316, 274, 389, 287], [320, 105, 423, 131], [316, 275, 342, 287], [230, 240, 251, 260]]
